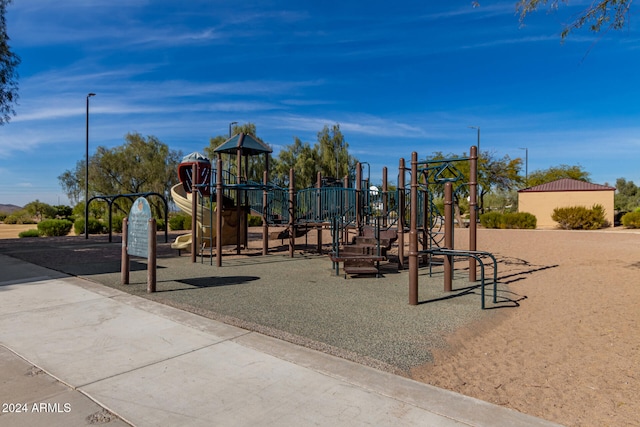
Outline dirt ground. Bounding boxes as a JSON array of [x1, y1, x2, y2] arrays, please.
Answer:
[[1, 223, 638, 426], [412, 227, 640, 427], [0, 224, 37, 238]]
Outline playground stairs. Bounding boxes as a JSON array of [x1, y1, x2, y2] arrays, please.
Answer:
[[330, 225, 398, 278]]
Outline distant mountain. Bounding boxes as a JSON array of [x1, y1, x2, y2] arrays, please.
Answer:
[[0, 204, 22, 214]]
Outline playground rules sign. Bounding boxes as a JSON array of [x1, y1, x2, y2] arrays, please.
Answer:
[[127, 197, 152, 258], [122, 197, 157, 292]]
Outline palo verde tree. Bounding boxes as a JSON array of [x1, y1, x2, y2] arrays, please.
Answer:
[[0, 0, 20, 125], [58, 133, 182, 218], [517, 0, 633, 39]]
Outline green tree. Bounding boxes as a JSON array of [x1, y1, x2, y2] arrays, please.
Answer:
[[614, 178, 640, 212], [58, 133, 181, 217], [517, 0, 632, 39], [23, 200, 56, 222], [271, 137, 320, 189], [0, 0, 20, 125], [526, 164, 590, 187], [428, 150, 522, 216], [270, 124, 359, 190], [317, 124, 357, 180]]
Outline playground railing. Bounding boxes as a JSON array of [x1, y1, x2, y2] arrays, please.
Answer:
[[420, 248, 498, 309]]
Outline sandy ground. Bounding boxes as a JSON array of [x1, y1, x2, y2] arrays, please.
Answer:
[[412, 227, 640, 427], [0, 223, 37, 238], [1, 224, 638, 426]]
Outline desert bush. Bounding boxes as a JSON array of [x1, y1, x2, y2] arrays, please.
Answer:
[[502, 212, 537, 229], [248, 214, 262, 227], [18, 229, 40, 238], [169, 213, 191, 231], [37, 219, 73, 237], [0, 211, 7, 221], [480, 211, 536, 229], [4, 210, 37, 224], [111, 215, 124, 233], [74, 218, 107, 235], [480, 212, 502, 228], [621, 211, 640, 228], [552, 204, 608, 230]]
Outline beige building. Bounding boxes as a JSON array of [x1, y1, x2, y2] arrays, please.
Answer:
[[518, 178, 615, 228]]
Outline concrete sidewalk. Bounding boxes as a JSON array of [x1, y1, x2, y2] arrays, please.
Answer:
[[0, 254, 563, 427]]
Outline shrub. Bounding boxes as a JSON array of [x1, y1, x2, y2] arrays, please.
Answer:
[[502, 212, 537, 229], [247, 214, 263, 227], [0, 211, 7, 221], [4, 210, 37, 224], [480, 211, 536, 229], [37, 219, 73, 237], [156, 218, 166, 231], [479, 212, 502, 229], [552, 204, 608, 230], [169, 213, 191, 231], [621, 211, 640, 228], [18, 229, 40, 238], [74, 218, 107, 235], [111, 215, 124, 233]]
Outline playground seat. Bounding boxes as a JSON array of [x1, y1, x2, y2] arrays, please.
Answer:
[[171, 233, 192, 255]]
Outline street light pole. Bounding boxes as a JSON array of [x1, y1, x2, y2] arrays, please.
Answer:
[[85, 93, 96, 239], [229, 121, 238, 138], [519, 147, 529, 186]]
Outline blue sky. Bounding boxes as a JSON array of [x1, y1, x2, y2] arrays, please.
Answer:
[[1, 1, 639, 207]]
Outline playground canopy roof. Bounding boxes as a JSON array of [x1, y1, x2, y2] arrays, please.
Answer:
[[214, 133, 273, 156]]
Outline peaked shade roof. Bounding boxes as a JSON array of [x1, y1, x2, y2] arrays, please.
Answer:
[[519, 178, 615, 193], [214, 133, 272, 156]]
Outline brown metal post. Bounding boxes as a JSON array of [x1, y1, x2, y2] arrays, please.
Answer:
[[355, 163, 362, 233], [343, 176, 349, 244], [469, 145, 478, 282], [121, 218, 129, 285], [216, 158, 223, 267], [398, 158, 405, 270], [147, 218, 156, 293], [263, 170, 269, 256], [289, 168, 295, 258], [444, 182, 454, 292], [191, 163, 198, 263], [382, 167, 388, 227], [316, 171, 322, 254], [236, 140, 242, 255], [409, 152, 419, 305]]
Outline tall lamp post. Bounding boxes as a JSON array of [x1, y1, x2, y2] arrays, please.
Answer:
[[85, 93, 96, 239], [519, 147, 528, 186], [229, 121, 238, 138]]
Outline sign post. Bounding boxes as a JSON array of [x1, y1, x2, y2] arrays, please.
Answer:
[[121, 197, 157, 292]]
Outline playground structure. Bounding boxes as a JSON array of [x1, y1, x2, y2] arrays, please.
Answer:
[[170, 152, 246, 254], [171, 134, 498, 307]]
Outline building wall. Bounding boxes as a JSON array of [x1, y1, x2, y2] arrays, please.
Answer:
[[518, 190, 615, 228]]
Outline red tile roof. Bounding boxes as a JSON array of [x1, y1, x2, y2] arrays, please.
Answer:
[[519, 178, 615, 193]]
